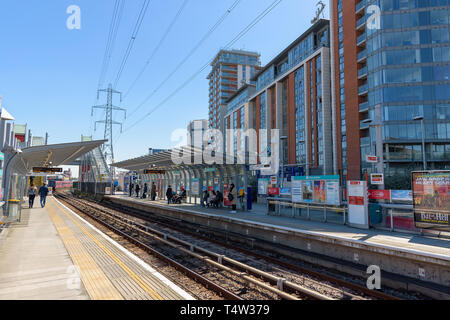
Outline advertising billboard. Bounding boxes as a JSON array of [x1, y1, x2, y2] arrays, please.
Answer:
[[191, 178, 200, 195], [258, 178, 269, 195], [412, 171, 450, 230], [292, 176, 340, 205]]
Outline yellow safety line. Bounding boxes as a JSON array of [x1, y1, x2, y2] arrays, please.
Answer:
[[52, 199, 164, 300], [46, 203, 123, 300]]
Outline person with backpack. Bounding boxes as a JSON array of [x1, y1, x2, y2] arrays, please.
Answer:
[[38, 183, 49, 208], [228, 183, 237, 213], [28, 184, 37, 208]]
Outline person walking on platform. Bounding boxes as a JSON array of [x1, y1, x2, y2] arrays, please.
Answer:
[[166, 185, 173, 205], [135, 184, 141, 198], [28, 184, 37, 209], [129, 183, 134, 197], [142, 183, 148, 199], [38, 183, 49, 208], [151, 182, 157, 201], [228, 183, 237, 213]]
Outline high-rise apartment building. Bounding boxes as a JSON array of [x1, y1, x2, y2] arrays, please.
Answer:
[[330, 0, 450, 185], [247, 19, 333, 176], [207, 50, 261, 133]]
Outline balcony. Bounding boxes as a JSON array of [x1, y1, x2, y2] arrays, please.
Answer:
[[356, 15, 367, 30], [357, 49, 367, 62], [358, 83, 369, 95], [360, 119, 371, 130], [356, 0, 367, 14], [359, 102, 369, 112], [357, 32, 366, 46], [358, 66, 368, 79]]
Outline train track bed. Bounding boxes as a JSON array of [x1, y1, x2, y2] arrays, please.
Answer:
[[57, 193, 419, 300]]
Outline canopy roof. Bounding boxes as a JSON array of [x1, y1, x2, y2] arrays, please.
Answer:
[[8, 140, 106, 175], [112, 146, 238, 172]]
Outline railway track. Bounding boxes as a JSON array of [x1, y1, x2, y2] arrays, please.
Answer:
[[56, 193, 402, 300]]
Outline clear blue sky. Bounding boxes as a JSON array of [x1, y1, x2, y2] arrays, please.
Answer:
[[0, 0, 329, 162]]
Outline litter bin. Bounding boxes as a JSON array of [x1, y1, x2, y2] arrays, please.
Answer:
[[8, 200, 20, 221]]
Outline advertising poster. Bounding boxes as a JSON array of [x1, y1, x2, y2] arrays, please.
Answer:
[[302, 181, 314, 203], [258, 179, 269, 195], [292, 178, 303, 203], [280, 187, 291, 196], [191, 178, 200, 195], [326, 181, 340, 205], [292, 176, 340, 205], [391, 190, 413, 202], [412, 172, 450, 229]]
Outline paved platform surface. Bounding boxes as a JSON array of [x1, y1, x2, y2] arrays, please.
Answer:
[[111, 195, 450, 260], [0, 197, 194, 300]]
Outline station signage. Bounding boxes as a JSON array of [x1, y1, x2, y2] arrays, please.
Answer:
[[366, 155, 378, 163], [368, 189, 391, 200], [268, 187, 280, 196], [144, 170, 166, 175], [32, 167, 63, 173], [347, 181, 369, 229], [370, 173, 384, 185], [270, 176, 277, 185]]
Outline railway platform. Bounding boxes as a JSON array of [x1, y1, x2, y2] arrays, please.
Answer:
[[105, 195, 450, 299], [0, 197, 194, 300]]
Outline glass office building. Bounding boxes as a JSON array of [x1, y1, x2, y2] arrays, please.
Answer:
[[331, 0, 450, 186]]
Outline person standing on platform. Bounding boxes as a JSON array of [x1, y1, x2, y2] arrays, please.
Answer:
[[229, 183, 237, 213], [39, 183, 49, 208], [129, 183, 134, 197], [166, 185, 173, 204], [135, 184, 141, 198], [151, 182, 157, 201], [142, 183, 148, 199], [28, 184, 37, 209]]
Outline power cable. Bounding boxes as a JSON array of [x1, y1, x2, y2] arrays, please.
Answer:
[[117, 0, 283, 140], [112, 0, 152, 89], [126, 0, 242, 119], [123, 0, 189, 100]]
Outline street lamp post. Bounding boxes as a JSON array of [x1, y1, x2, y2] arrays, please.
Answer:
[[414, 115, 427, 170], [280, 136, 287, 188]]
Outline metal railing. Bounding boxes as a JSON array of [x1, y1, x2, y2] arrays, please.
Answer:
[[267, 197, 348, 225]]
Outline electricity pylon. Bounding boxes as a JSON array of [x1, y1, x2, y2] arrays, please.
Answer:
[[91, 83, 126, 164]]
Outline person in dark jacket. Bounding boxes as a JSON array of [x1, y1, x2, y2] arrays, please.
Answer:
[[39, 183, 49, 208], [142, 183, 148, 199], [166, 185, 173, 204], [201, 190, 210, 207], [229, 183, 237, 213], [135, 184, 140, 198], [28, 184, 37, 208], [129, 183, 134, 197], [151, 182, 157, 201]]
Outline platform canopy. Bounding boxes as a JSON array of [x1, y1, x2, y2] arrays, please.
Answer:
[[112, 146, 238, 172], [7, 140, 107, 175]]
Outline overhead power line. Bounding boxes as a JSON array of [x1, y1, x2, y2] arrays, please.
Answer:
[[123, 0, 189, 100], [92, 0, 125, 136], [113, 0, 152, 89], [98, 0, 125, 90], [118, 0, 283, 138], [126, 0, 243, 120]]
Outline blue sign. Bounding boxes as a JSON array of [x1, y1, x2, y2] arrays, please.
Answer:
[[280, 188, 291, 196]]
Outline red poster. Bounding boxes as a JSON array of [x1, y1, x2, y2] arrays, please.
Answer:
[[368, 190, 391, 200], [268, 187, 280, 196]]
